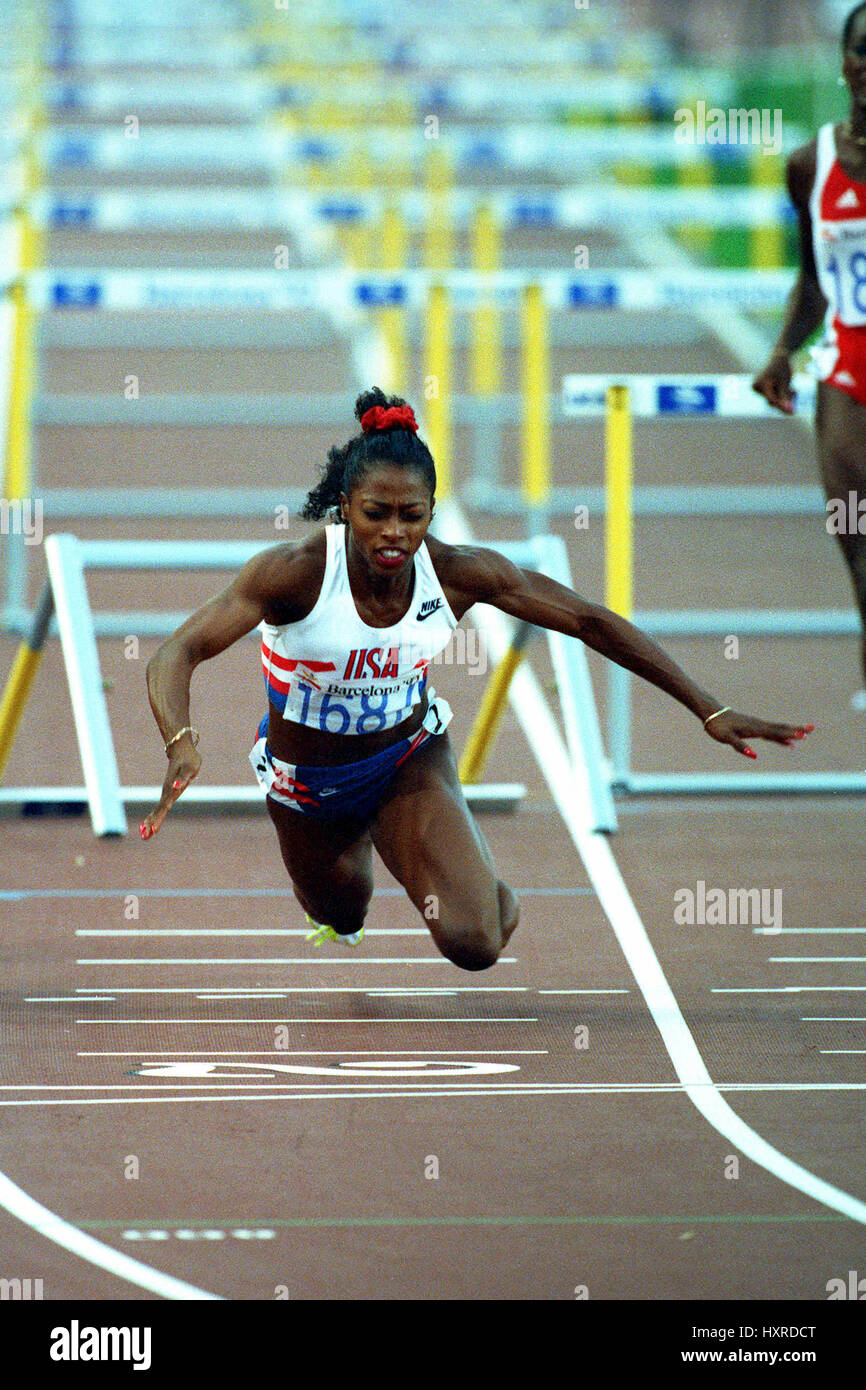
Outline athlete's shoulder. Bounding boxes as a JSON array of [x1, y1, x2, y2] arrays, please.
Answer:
[[424, 534, 523, 609], [244, 529, 328, 624]]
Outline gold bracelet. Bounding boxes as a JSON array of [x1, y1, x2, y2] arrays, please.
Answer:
[[702, 706, 731, 730], [164, 725, 200, 755]]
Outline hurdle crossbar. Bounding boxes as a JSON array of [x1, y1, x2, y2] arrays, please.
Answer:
[[30, 186, 798, 233], [0, 533, 616, 836], [563, 371, 865, 797]]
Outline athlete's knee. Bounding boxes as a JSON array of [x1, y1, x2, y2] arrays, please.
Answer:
[[441, 933, 502, 972]]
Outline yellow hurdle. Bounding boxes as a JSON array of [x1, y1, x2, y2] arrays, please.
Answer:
[[3, 215, 38, 507], [458, 622, 533, 784], [750, 150, 784, 269], [0, 581, 54, 777], [604, 384, 633, 619], [424, 145, 453, 272], [520, 283, 550, 527], [470, 201, 501, 395], [423, 284, 451, 499], [379, 203, 409, 394]]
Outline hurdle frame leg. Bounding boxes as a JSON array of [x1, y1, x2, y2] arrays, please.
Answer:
[[43, 534, 126, 836]]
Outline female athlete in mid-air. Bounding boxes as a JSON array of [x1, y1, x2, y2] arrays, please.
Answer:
[[141, 389, 812, 970], [753, 1, 866, 700]]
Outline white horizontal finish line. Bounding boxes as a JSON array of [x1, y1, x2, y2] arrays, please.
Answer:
[[75, 957, 516, 966], [69, 986, 527, 995], [77, 1050, 550, 1057], [75, 1018, 537, 1025], [2, 1082, 866, 1110], [75, 928, 432, 937]]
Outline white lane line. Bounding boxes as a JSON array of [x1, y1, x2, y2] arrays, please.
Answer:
[[821, 1050, 866, 1054], [756, 928, 866, 934], [75, 957, 517, 966], [77, 1050, 550, 1057], [0, 1171, 221, 1299], [196, 994, 286, 1000], [76, 928, 432, 937], [713, 987, 866, 994], [26, 997, 116, 1003], [437, 500, 866, 1228], [367, 990, 457, 997], [768, 957, 866, 963], [3, 1081, 866, 1110], [802, 1017, 866, 1022], [74, 1017, 538, 1025], [69, 986, 526, 995], [538, 988, 630, 994]]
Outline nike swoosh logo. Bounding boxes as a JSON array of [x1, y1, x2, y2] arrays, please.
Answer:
[[416, 602, 444, 621]]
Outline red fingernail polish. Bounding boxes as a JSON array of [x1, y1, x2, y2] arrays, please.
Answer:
[[745, 748, 757, 758]]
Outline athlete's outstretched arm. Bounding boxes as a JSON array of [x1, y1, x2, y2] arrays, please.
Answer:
[[753, 143, 827, 414], [450, 546, 813, 759], [141, 544, 295, 838]]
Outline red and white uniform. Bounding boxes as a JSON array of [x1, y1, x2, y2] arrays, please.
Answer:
[[810, 122, 866, 406], [259, 524, 458, 735]]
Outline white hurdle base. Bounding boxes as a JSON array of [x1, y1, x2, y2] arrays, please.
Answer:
[[0, 783, 526, 821]]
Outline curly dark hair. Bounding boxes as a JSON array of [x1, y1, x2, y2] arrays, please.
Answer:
[[301, 388, 437, 523], [843, 2, 866, 49]]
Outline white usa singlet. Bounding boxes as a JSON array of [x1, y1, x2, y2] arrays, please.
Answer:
[[259, 525, 459, 735], [809, 122, 866, 399]]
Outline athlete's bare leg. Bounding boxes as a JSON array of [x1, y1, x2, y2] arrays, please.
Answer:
[[371, 732, 520, 971], [816, 382, 866, 685], [266, 797, 374, 935]]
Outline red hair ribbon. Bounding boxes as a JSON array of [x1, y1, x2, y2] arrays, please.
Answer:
[[360, 404, 419, 435]]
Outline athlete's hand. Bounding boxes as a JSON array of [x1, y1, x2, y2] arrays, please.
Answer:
[[703, 709, 814, 759], [139, 745, 202, 839], [752, 351, 795, 414]]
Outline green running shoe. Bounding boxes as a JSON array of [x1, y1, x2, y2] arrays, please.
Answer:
[[304, 914, 364, 947]]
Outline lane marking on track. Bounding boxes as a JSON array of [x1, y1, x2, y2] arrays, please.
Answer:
[[1, 886, 591, 901], [768, 956, 866, 963], [81, 1213, 850, 1231], [74, 1016, 539, 1025], [713, 987, 866, 994], [755, 928, 866, 934], [76, 1049, 550, 1056], [40, 985, 531, 996], [802, 1017, 866, 1021], [0, 1171, 221, 1299], [75, 956, 518, 966], [2, 1082, 866, 1109], [538, 988, 629, 994], [436, 499, 866, 1228]]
